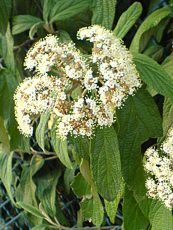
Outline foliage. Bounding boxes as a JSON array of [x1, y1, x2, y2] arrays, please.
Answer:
[[0, 0, 173, 229]]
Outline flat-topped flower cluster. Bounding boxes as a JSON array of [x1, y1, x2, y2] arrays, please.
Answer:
[[144, 127, 173, 209], [14, 25, 141, 139]]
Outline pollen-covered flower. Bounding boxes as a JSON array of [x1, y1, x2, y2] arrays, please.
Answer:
[[15, 25, 141, 139], [77, 25, 141, 109], [14, 76, 60, 136], [24, 35, 60, 75], [144, 127, 173, 209]]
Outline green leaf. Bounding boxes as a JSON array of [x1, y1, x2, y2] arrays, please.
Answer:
[[0, 151, 14, 203], [123, 189, 149, 230], [64, 167, 75, 194], [115, 86, 172, 228], [80, 197, 104, 227], [0, 69, 29, 151], [12, 15, 43, 35], [0, 117, 15, 204], [17, 202, 44, 219], [15, 155, 44, 207], [116, 87, 171, 229], [161, 53, 173, 137], [51, 120, 72, 168], [58, 30, 72, 43], [91, 126, 122, 201], [149, 202, 173, 230], [71, 173, 91, 198], [50, 0, 90, 23], [113, 2, 142, 39], [130, 6, 172, 52], [162, 51, 173, 79], [134, 53, 173, 101], [36, 167, 61, 218], [36, 112, 50, 152], [0, 69, 17, 120], [29, 21, 44, 40], [116, 89, 162, 184], [0, 117, 10, 152], [162, 97, 173, 137], [43, 0, 56, 23], [143, 44, 163, 62], [71, 136, 90, 160], [80, 159, 97, 194], [1, 24, 15, 71], [0, 0, 11, 34], [105, 182, 124, 223], [91, 0, 117, 29]]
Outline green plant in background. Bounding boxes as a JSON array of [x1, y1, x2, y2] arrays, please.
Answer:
[[1, 0, 173, 229]]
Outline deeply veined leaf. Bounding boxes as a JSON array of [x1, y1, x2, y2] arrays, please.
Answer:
[[162, 98, 173, 136], [43, 0, 56, 23], [91, 126, 122, 201], [149, 202, 173, 230], [161, 53, 173, 137], [162, 51, 173, 79], [123, 189, 149, 230], [105, 181, 124, 223], [116, 89, 162, 184], [71, 136, 90, 160], [113, 2, 142, 39], [12, 15, 43, 35], [51, 120, 72, 169], [92, 0, 117, 29], [36, 112, 50, 152], [116, 88, 168, 228], [0, 0, 11, 34], [134, 53, 173, 101], [50, 0, 90, 23], [130, 6, 172, 52], [122, 146, 172, 230]]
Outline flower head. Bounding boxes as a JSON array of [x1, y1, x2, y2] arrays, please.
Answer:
[[15, 25, 141, 139], [14, 76, 60, 136], [144, 127, 173, 209]]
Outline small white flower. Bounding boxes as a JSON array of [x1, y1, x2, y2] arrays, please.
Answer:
[[16, 26, 141, 139], [144, 127, 173, 209]]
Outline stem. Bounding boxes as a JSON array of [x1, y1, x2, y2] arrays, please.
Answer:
[[43, 23, 55, 34], [45, 156, 58, 161], [14, 40, 32, 51], [30, 147, 57, 156]]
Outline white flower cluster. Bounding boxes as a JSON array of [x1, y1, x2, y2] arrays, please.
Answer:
[[78, 25, 141, 109], [14, 76, 61, 136], [144, 128, 173, 209], [15, 25, 141, 139]]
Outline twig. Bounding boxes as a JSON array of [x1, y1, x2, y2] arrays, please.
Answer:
[[14, 40, 33, 51]]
